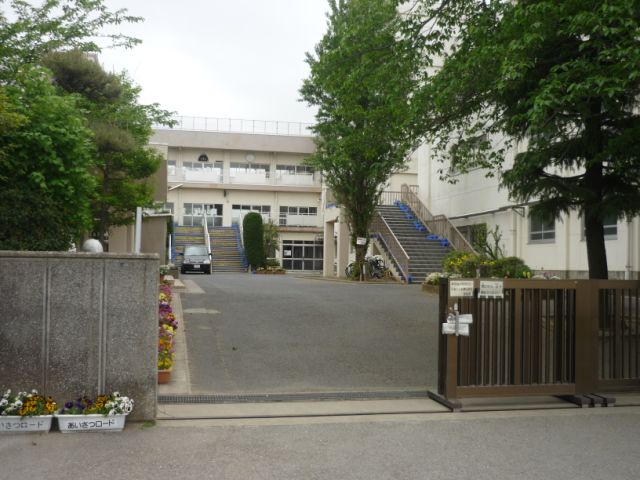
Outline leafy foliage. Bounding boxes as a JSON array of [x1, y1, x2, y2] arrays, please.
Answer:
[[243, 212, 265, 269], [262, 219, 280, 259], [300, 0, 423, 278], [0, 0, 161, 251], [443, 250, 531, 279], [43, 51, 172, 246], [413, 0, 640, 278], [0, 67, 95, 250], [0, 0, 141, 79]]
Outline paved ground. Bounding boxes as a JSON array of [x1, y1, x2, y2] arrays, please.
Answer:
[[178, 273, 438, 395], [3, 407, 640, 479]]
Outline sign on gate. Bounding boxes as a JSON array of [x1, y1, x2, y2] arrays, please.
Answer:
[[449, 280, 474, 298], [479, 280, 504, 298]]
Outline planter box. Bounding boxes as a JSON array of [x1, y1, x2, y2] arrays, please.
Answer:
[[0, 415, 52, 433], [56, 414, 127, 433]]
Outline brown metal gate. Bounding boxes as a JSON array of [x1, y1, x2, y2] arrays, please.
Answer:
[[433, 279, 640, 407]]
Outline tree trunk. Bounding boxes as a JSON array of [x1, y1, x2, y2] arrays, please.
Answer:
[[355, 242, 367, 281], [584, 208, 608, 279], [583, 102, 608, 279]]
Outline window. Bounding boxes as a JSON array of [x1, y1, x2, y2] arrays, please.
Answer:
[[232, 204, 271, 214], [279, 206, 318, 226], [167, 160, 176, 176], [282, 239, 323, 271], [183, 203, 223, 227], [276, 164, 314, 174], [582, 214, 617, 240], [230, 162, 270, 176], [529, 212, 555, 242]]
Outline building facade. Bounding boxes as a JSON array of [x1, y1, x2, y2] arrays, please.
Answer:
[[414, 142, 640, 279], [151, 121, 325, 272]]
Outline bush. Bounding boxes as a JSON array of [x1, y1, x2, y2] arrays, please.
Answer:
[[491, 256, 532, 279], [243, 212, 265, 269], [265, 258, 280, 268], [443, 251, 531, 278]]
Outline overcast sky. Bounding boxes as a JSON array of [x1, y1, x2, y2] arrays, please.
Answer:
[[99, 0, 330, 123]]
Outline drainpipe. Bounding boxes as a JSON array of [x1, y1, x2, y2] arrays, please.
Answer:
[[134, 207, 142, 253], [625, 217, 633, 280], [510, 210, 518, 257]]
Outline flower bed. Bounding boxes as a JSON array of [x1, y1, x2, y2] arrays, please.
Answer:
[[158, 279, 177, 380]]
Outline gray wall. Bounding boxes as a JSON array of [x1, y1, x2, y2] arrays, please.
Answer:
[[0, 251, 159, 420]]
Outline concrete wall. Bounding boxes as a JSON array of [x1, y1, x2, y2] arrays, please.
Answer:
[[152, 129, 316, 154], [0, 251, 159, 420]]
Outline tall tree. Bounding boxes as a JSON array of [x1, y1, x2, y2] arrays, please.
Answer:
[[0, 0, 145, 250], [44, 51, 173, 248], [0, 0, 141, 79], [413, 0, 640, 279], [0, 66, 95, 250], [300, 0, 423, 279]]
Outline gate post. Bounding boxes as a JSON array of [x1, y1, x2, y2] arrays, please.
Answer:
[[574, 280, 599, 393], [429, 278, 461, 410]]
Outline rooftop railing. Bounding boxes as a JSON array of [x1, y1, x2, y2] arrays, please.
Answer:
[[155, 116, 315, 137]]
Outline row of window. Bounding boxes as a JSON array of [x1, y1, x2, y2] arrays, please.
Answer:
[[168, 160, 314, 176], [529, 213, 618, 242], [462, 213, 619, 246]]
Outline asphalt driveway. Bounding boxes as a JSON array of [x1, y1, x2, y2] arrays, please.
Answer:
[[180, 273, 439, 395]]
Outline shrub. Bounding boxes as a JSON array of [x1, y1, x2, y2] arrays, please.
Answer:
[[243, 212, 265, 269], [491, 256, 532, 279], [443, 250, 530, 278]]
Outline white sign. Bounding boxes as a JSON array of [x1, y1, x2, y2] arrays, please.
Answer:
[[450, 313, 473, 325], [356, 237, 367, 245], [442, 323, 470, 336], [479, 280, 504, 298], [284, 250, 292, 257], [449, 280, 474, 297]]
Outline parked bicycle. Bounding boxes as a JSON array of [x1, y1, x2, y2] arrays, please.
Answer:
[[345, 255, 387, 279]]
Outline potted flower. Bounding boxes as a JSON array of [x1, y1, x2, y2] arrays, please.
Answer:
[[56, 392, 133, 433], [0, 389, 57, 433]]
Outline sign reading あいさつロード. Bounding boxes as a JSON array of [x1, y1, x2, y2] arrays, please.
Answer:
[[449, 280, 474, 298]]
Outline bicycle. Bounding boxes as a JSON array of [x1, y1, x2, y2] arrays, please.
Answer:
[[345, 255, 387, 279]]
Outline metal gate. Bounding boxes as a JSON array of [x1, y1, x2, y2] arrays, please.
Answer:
[[431, 278, 640, 409]]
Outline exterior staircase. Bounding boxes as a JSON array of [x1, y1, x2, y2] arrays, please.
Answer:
[[172, 225, 247, 272], [172, 226, 205, 268], [375, 204, 451, 283], [209, 225, 247, 272]]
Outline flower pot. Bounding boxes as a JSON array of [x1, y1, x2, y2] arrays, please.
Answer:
[[56, 413, 128, 433], [158, 368, 172, 384], [0, 415, 52, 433]]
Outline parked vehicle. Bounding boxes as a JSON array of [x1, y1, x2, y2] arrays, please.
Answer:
[[345, 255, 387, 279], [181, 245, 212, 274]]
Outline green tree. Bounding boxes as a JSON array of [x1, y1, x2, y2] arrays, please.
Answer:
[[413, 0, 640, 279], [243, 212, 265, 270], [0, 66, 95, 250], [263, 219, 280, 259], [0, 0, 149, 250], [300, 0, 423, 279], [0, 0, 141, 79], [43, 50, 173, 247]]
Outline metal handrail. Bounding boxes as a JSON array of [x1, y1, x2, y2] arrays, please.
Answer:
[[400, 184, 477, 254], [154, 115, 315, 137], [371, 212, 410, 281]]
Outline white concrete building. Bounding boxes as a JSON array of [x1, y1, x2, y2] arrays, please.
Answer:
[[414, 142, 640, 279], [151, 119, 325, 272]]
